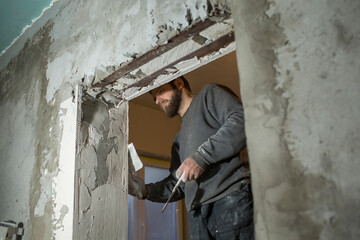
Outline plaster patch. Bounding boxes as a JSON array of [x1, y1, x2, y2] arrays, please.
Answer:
[[126, 1, 141, 17], [53, 96, 78, 238], [0, 95, 38, 222], [46, 51, 74, 102], [79, 184, 91, 214], [88, 184, 127, 239], [34, 169, 56, 217], [54, 205, 69, 231], [74, 101, 128, 238], [263, 182, 300, 240], [87, 124, 102, 148]]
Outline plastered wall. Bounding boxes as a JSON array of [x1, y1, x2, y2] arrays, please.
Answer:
[[0, 0, 230, 239], [231, 0, 360, 239], [74, 100, 128, 239]]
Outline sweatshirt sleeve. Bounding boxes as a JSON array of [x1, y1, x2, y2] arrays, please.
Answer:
[[191, 84, 246, 170], [145, 134, 185, 202], [145, 175, 185, 202]]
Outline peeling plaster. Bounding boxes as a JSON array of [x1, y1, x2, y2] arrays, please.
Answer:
[[0, 20, 52, 239], [44, 0, 229, 103], [119, 19, 235, 101], [122, 41, 235, 101], [30, 83, 77, 239]]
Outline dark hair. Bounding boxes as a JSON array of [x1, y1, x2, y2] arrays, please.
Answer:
[[149, 76, 191, 96], [169, 76, 191, 92]]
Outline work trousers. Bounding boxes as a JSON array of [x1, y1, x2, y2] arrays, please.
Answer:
[[189, 184, 254, 240]]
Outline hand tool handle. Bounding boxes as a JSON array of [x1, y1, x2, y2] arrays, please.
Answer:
[[161, 173, 185, 213]]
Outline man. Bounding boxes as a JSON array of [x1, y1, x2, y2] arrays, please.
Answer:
[[129, 76, 254, 239]]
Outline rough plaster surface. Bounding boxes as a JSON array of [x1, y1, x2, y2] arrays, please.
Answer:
[[45, 0, 229, 102], [74, 100, 128, 239], [0, 0, 230, 238], [0, 23, 66, 239], [231, 0, 360, 239]]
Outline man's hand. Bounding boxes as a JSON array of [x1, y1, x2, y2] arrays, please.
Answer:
[[128, 174, 148, 199], [176, 157, 204, 181]]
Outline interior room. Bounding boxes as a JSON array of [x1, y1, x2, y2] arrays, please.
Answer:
[[128, 51, 240, 239]]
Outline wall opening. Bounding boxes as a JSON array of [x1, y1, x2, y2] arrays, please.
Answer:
[[128, 50, 245, 239], [78, 15, 239, 239]]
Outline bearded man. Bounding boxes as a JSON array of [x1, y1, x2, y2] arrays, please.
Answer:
[[129, 76, 254, 240]]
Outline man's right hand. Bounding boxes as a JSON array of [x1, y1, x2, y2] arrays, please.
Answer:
[[176, 156, 204, 181], [128, 174, 148, 199]]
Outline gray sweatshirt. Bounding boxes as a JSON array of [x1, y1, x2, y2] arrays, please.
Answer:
[[146, 84, 250, 211]]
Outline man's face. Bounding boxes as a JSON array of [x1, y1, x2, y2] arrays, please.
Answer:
[[151, 83, 182, 118]]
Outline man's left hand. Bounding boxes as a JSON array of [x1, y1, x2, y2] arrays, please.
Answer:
[[176, 157, 204, 181]]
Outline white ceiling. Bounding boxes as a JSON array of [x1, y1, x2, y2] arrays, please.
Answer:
[[131, 50, 240, 111]]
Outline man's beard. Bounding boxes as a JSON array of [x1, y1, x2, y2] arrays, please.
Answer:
[[163, 88, 182, 118]]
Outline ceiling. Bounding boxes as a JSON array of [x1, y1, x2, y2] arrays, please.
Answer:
[[0, 0, 52, 54], [131, 50, 240, 111]]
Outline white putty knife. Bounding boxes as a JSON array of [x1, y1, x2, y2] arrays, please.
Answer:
[[128, 143, 143, 172]]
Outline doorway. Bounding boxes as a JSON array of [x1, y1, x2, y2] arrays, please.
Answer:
[[128, 50, 241, 239]]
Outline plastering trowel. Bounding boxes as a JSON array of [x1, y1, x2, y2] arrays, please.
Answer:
[[128, 143, 143, 173]]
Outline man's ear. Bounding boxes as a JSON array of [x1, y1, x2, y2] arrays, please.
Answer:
[[175, 77, 184, 89]]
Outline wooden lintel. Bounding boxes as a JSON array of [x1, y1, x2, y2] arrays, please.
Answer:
[[92, 17, 229, 88], [124, 31, 235, 90]]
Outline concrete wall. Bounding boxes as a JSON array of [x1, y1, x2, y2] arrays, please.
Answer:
[[231, 0, 360, 239], [0, 0, 230, 239]]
